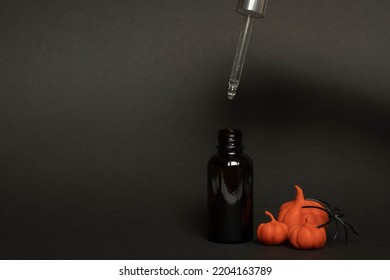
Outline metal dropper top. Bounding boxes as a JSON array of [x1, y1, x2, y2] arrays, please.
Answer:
[[227, 0, 268, 100], [237, 0, 267, 17]]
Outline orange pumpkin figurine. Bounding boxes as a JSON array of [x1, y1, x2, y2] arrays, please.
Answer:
[[278, 185, 329, 229], [288, 218, 327, 249], [257, 211, 289, 245]]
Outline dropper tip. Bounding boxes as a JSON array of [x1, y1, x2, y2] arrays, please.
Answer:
[[227, 82, 238, 100]]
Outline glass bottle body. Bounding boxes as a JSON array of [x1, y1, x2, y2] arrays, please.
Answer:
[[207, 130, 253, 243]]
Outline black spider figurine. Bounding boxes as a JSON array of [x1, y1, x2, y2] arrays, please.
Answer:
[[302, 199, 359, 244]]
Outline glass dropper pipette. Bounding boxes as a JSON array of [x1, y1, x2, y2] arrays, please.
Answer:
[[227, 0, 268, 100], [227, 15, 254, 100]]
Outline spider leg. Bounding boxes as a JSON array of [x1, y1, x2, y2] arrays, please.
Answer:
[[315, 199, 333, 211], [335, 213, 345, 219], [316, 219, 332, 228], [337, 218, 349, 245], [333, 218, 340, 240], [344, 221, 359, 236], [302, 205, 330, 215], [308, 199, 332, 213]]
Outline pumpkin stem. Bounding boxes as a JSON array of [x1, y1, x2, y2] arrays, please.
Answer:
[[294, 185, 305, 202], [264, 211, 276, 222]]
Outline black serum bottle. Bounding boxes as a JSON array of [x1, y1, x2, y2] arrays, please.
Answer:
[[207, 129, 254, 243]]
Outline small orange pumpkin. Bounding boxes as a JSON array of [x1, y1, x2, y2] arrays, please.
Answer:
[[257, 211, 289, 245], [278, 185, 329, 229], [288, 218, 327, 249]]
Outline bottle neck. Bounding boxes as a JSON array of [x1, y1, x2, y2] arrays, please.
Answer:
[[217, 129, 244, 156]]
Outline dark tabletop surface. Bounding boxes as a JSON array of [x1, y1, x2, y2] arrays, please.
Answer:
[[1, 0, 389, 260]]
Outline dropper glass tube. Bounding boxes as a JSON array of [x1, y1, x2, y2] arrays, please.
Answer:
[[227, 15, 254, 100]]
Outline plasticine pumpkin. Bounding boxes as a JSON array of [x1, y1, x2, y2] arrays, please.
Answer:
[[278, 185, 329, 229], [257, 211, 288, 245], [288, 218, 327, 249]]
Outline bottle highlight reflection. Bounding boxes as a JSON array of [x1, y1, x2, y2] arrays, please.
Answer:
[[207, 129, 253, 243]]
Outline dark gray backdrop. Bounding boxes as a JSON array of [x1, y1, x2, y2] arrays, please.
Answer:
[[1, 0, 389, 259]]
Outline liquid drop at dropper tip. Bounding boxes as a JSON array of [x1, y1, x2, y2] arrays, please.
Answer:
[[227, 82, 238, 100]]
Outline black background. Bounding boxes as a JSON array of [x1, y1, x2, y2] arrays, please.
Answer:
[[1, 0, 390, 259]]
